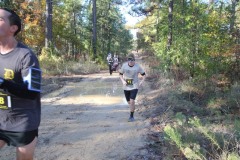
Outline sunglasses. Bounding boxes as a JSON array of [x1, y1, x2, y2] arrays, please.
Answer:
[[128, 58, 135, 62]]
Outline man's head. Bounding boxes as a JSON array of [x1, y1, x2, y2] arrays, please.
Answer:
[[127, 53, 135, 61], [0, 8, 21, 36], [127, 53, 135, 66]]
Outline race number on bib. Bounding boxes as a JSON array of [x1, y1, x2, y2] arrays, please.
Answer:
[[0, 93, 11, 110], [126, 79, 133, 85]]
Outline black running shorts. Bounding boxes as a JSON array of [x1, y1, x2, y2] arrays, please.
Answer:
[[0, 129, 38, 147], [124, 89, 138, 101]]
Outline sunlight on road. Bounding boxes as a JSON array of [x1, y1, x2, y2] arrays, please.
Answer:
[[71, 80, 127, 105], [43, 80, 128, 105]]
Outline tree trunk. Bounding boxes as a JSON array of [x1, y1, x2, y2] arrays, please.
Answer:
[[156, 1, 160, 42], [92, 0, 97, 60], [235, 28, 240, 80], [45, 0, 53, 48], [167, 0, 173, 50], [107, 3, 112, 54], [72, 11, 77, 58], [229, 0, 237, 34]]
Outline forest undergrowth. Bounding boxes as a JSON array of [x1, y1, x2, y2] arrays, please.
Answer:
[[138, 54, 240, 160]]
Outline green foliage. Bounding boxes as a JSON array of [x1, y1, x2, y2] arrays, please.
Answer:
[[226, 83, 240, 110], [189, 117, 221, 150], [183, 147, 206, 160], [225, 153, 240, 160], [175, 112, 187, 126], [164, 125, 182, 148], [164, 124, 206, 160], [135, 1, 239, 81], [234, 119, 240, 139], [39, 47, 64, 75]]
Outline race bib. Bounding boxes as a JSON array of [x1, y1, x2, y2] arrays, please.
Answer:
[[126, 79, 133, 85], [0, 93, 11, 110]]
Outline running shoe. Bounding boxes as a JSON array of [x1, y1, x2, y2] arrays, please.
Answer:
[[128, 117, 135, 122]]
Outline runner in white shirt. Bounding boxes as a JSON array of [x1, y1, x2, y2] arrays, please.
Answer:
[[119, 53, 146, 122], [107, 53, 113, 75]]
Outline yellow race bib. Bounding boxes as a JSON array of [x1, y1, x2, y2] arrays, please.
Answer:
[[126, 79, 133, 85], [0, 92, 11, 110]]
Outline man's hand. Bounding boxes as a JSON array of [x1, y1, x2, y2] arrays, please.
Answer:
[[119, 74, 127, 86], [122, 80, 127, 86], [139, 80, 144, 87], [139, 75, 146, 87]]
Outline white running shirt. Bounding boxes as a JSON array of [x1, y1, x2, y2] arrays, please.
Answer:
[[119, 62, 145, 90]]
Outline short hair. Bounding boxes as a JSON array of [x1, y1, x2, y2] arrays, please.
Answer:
[[127, 53, 135, 60], [0, 8, 21, 36]]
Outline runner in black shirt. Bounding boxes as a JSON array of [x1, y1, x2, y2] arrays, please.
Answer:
[[0, 8, 41, 160]]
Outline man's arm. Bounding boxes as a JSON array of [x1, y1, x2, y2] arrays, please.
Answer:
[[139, 73, 146, 87], [0, 78, 39, 99], [119, 73, 127, 85]]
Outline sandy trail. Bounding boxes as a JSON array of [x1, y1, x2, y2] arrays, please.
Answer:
[[0, 72, 149, 160]]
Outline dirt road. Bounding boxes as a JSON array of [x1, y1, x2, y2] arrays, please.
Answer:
[[0, 72, 150, 160]]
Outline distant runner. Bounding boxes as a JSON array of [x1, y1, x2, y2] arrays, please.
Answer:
[[111, 54, 119, 71], [119, 53, 146, 122], [107, 53, 113, 75]]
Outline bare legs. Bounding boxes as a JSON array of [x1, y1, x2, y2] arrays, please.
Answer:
[[0, 137, 37, 160], [128, 99, 135, 112], [0, 140, 6, 148], [16, 137, 37, 160]]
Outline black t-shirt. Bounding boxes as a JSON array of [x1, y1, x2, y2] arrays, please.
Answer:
[[0, 42, 41, 132]]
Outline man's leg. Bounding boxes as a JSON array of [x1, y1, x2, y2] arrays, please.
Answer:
[[129, 99, 135, 112], [0, 140, 6, 148], [128, 89, 138, 121], [129, 99, 135, 120], [16, 137, 37, 160], [109, 64, 112, 75], [124, 90, 134, 121]]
